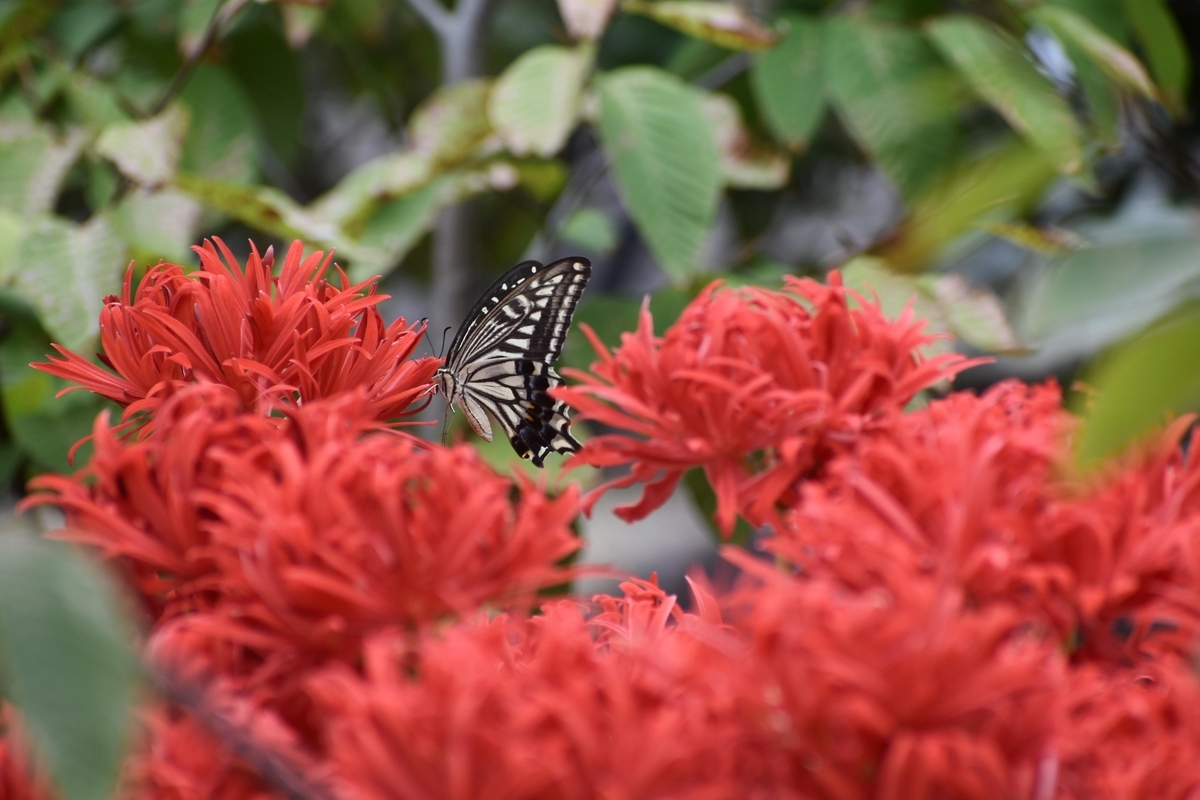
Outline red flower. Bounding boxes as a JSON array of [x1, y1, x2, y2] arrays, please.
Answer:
[[33, 238, 437, 430], [557, 272, 975, 535], [0, 705, 53, 800]]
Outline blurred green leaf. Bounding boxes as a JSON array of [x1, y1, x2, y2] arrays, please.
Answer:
[[556, 0, 618, 41], [702, 92, 789, 190], [621, 0, 777, 52], [488, 45, 591, 158], [13, 215, 126, 351], [1074, 302, 1200, 469], [0, 209, 21, 279], [559, 207, 617, 253], [0, 122, 86, 217], [95, 104, 190, 186], [178, 64, 259, 184], [0, 533, 139, 800], [346, 176, 461, 283], [175, 172, 335, 244], [227, 20, 304, 165], [179, 0, 220, 56], [750, 13, 823, 151], [1064, 37, 1120, 145], [883, 138, 1057, 270], [309, 151, 434, 231], [112, 187, 203, 263], [1029, 6, 1154, 99], [1122, 0, 1190, 113], [979, 221, 1086, 256], [927, 15, 1083, 174], [595, 67, 721, 282], [824, 16, 967, 200], [63, 74, 130, 132], [410, 79, 494, 168], [50, 0, 121, 60]]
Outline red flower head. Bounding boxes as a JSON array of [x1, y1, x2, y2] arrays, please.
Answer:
[[34, 238, 437, 431], [0, 705, 54, 800], [557, 272, 975, 535]]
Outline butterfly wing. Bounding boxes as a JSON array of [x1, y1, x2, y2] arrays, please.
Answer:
[[443, 257, 591, 467]]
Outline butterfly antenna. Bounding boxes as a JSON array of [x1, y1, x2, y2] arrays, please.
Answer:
[[438, 326, 453, 359], [418, 318, 435, 356]]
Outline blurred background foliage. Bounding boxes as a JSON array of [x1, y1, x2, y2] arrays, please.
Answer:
[[0, 1, 1197, 795], [0, 0, 1195, 476]]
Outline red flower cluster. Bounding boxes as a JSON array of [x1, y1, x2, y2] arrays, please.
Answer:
[[11, 248, 1200, 799], [557, 274, 973, 534], [34, 238, 437, 430]]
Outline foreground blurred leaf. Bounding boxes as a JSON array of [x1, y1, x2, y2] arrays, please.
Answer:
[[596, 67, 721, 282], [621, 0, 777, 52], [410, 79, 494, 168], [1074, 302, 1200, 469], [824, 16, 967, 199], [927, 16, 1083, 174], [95, 104, 190, 187], [488, 45, 591, 158], [1029, 6, 1154, 99], [13, 215, 126, 350], [0, 533, 139, 800], [0, 122, 86, 217], [1123, 0, 1189, 112], [702, 92, 789, 190], [750, 13, 823, 150]]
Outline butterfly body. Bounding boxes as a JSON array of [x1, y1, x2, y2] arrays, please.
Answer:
[[436, 257, 591, 467]]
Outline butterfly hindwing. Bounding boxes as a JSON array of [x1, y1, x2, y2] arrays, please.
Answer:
[[438, 258, 591, 467]]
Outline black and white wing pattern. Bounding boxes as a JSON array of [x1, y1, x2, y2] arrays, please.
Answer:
[[435, 257, 591, 467]]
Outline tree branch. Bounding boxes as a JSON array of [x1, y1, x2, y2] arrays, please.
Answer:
[[402, 0, 453, 38]]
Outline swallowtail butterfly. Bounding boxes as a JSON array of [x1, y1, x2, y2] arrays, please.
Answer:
[[436, 257, 591, 467]]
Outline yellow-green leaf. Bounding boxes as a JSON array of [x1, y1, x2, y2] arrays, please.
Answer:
[[622, 0, 777, 52]]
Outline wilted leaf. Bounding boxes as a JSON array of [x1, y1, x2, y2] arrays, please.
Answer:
[[410, 79, 494, 167], [702, 92, 789, 190], [488, 45, 591, 158], [0, 533, 139, 800], [13, 215, 126, 350], [309, 151, 434, 230], [556, 0, 618, 41], [927, 16, 1083, 174], [824, 16, 968, 200], [883, 138, 1058, 270], [1074, 302, 1200, 469], [621, 0, 777, 52], [112, 188, 204, 263], [95, 104, 190, 187], [1029, 6, 1155, 99], [1123, 0, 1190, 112], [750, 13, 823, 150], [595, 67, 721, 281], [0, 122, 86, 217]]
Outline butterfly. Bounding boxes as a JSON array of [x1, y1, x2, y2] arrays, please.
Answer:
[[436, 257, 592, 467]]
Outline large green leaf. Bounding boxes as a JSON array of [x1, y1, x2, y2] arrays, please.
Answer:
[[1122, 0, 1190, 113], [927, 16, 1083, 174], [488, 45, 591, 158], [178, 64, 259, 184], [823, 16, 968, 200], [174, 173, 335, 245], [1074, 303, 1200, 469], [749, 13, 824, 151], [1028, 6, 1154, 99], [595, 67, 721, 282], [621, 0, 777, 52], [227, 20, 305, 165], [0, 122, 86, 217], [13, 215, 127, 350], [0, 533, 139, 800], [95, 104, 190, 187]]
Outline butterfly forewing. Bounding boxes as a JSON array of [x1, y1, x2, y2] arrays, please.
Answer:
[[440, 257, 591, 467]]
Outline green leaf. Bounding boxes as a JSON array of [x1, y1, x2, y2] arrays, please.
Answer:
[[882, 138, 1058, 270], [559, 207, 618, 253], [1074, 302, 1200, 469], [410, 79, 494, 168], [309, 152, 434, 231], [13, 215, 127, 351], [595, 67, 721, 282], [112, 188, 203, 263], [0, 122, 86, 217], [702, 92, 789, 190], [175, 173, 335, 245], [0, 208, 22, 280], [227, 21, 305, 165], [927, 15, 1083, 174], [1028, 6, 1154, 98], [749, 13, 824, 150], [178, 64, 259, 184], [0, 533, 139, 800], [345, 176, 461, 283], [823, 16, 968, 199], [1122, 0, 1190, 112], [620, 0, 777, 52], [63, 74, 130, 133], [95, 104, 190, 187], [488, 45, 591, 158], [556, 0, 619, 40], [179, 0, 221, 56]]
